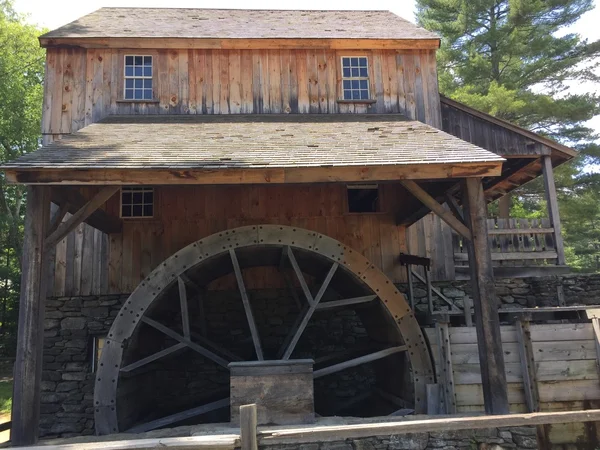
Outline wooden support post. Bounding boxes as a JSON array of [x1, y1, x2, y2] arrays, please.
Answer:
[[591, 317, 600, 378], [426, 384, 441, 415], [240, 404, 258, 450], [516, 318, 550, 448], [435, 320, 456, 414], [406, 264, 415, 310], [12, 186, 51, 446], [425, 268, 433, 315], [463, 297, 473, 327], [541, 155, 566, 265], [462, 178, 509, 415]]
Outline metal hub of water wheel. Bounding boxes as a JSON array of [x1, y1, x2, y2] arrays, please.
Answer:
[[94, 225, 433, 434]]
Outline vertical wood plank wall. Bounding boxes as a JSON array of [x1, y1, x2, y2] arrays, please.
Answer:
[[42, 47, 441, 143], [49, 184, 411, 297]]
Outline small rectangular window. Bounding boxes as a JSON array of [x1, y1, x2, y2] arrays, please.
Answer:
[[341, 56, 370, 100], [347, 184, 379, 213], [121, 187, 154, 218], [124, 55, 153, 100]]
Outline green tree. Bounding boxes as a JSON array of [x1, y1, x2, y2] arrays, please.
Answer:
[[0, 0, 46, 353], [416, 0, 600, 271]]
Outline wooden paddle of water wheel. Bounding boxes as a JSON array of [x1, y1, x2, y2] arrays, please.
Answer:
[[94, 225, 434, 434]]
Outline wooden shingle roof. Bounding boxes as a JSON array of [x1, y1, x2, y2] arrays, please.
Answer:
[[4, 115, 504, 172], [40, 8, 438, 41]]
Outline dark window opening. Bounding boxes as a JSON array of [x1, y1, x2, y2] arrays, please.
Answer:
[[121, 187, 154, 218], [347, 185, 379, 213]]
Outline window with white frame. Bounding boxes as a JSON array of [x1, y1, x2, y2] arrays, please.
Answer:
[[124, 55, 153, 100], [121, 187, 154, 218], [341, 56, 370, 100]]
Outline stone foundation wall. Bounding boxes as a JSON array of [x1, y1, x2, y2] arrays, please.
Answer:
[[265, 426, 538, 450], [41, 295, 128, 437], [398, 273, 600, 313]]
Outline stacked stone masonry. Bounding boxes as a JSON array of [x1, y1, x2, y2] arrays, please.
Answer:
[[399, 273, 600, 313]]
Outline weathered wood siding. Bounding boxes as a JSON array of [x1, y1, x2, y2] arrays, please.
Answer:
[[425, 323, 600, 446], [49, 184, 411, 296], [42, 47, 441, 143]]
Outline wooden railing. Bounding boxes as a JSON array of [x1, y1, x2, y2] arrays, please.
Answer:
[[453, 218, 562, 267]]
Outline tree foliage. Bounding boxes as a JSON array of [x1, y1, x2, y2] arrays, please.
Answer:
[[0, 0, 45, 354], [416, 0, 600, 271]]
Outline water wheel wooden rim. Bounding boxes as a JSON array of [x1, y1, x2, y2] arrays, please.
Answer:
[[94, 225, 434, 434]]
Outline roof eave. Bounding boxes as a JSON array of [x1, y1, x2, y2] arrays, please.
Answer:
[[4, 161, 502, 185], [39, 36, 441, 50]]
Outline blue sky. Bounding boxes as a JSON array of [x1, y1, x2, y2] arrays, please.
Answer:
[[13, 0, 600, 136]]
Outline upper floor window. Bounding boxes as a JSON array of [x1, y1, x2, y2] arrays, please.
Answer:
[[121, 186, 154, 218], [341, 57, 370, 100], [124, 55, 153, 100]]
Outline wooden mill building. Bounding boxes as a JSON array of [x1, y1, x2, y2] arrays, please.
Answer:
[[2, 8, 580, 446]]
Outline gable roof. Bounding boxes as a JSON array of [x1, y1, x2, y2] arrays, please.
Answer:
[[40, 8, 439, 41], [3, 114, 503, 184]]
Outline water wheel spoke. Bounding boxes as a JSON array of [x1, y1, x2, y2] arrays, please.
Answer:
[[279, 248, 303, 309], [177, 277, 191, 339], [141, 317, 229, 368], [191, 330, 244, 362], [229, 248, 264, 360], [315, 295, 378, 311], [120, 343, 188, 373], [313, 345, 408, 379], [285, 246, 315, 305], [126, 397, 230, 433], [279, 261, 339, 359]]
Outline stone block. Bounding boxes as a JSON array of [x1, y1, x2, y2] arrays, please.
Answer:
[[56, 381, 79, 392], [512, 434, 537, 448], [50, 422, 83, 434], [65, 339, 88, 349], [62, 372, 87, 381], [389, 433, 428, 450], [229, 360, 314, 425], [61, 317, 86, 330]]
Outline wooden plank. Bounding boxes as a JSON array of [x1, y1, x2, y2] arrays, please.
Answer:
[[45, 186, 120, 250], [401, 180, 471, 241], [406, 264, 415, 310], [230, 249, 264, 360], [258, 409, 600, 445], [435, 321, 456, 413], [463, 178, 509, 414], [542, 155, 566, 265], [592, 317, 600, 378], [315, 295, 377, 310], [281, 261, 338, 359], [447, 323, 593, 344], [427, 384, 441, 415], [141, 317, 229, 368], [487, 227, 554, 235], [454, 251, 558, 261], [515, 320, 540, 412], [313, 345, 407, 379], [178, 277, 191, 338], [12, 186, 51, 446], [240, 404, 258, 450], [127, 398, 230, 433], [120, 343, 187, 373]]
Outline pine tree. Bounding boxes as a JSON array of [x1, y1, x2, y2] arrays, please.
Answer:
[[416, 0, 600, 271]]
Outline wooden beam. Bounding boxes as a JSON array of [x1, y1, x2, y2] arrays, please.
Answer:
[[40, 37, 441, 50], [127, 398, 230, 433], [141, 317, 229, 368], [445, 193, 464, 221], [240, 404, 258, 450], [44, 186, 119, 250], [315, 295, 377, 310], [6, 161, 503, 185], [426, 384, 441, 415], [401, 180, 472, 241], [541, 155, 566, 265], [280, 261, 338, 359], [313, 346, 407, 379], [591, 317, 600, 378], [12, 186, 51, 446], [178, 277, 191, 339], [46, 201, 69, 238], [51, 186, 122, 234], [435, 321, 456, 414], [230, 249, 264, 360], [454, 251, 558, 261], [409, 269, 458, 310], [284, 246, 314, 305], [462, 178, 509, 414], [120, 343, 187, 373]]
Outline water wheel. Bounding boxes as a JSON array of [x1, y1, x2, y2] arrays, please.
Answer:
[[94, 225, 433, 434]]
